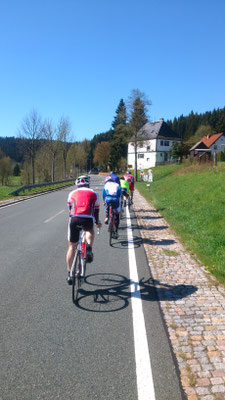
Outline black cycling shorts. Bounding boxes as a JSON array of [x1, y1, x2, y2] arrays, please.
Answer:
[[68, 217, 94, 243]]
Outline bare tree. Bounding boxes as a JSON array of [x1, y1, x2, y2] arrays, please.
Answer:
[[42, 119, 64, 182], [0, 156, 12, 185], [59, 117, 72, 179], [18, 109, 43, 184]]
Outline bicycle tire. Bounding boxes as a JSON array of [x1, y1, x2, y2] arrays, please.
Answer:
[[128, 196, 131, 210], [72, 252, 81, 303]]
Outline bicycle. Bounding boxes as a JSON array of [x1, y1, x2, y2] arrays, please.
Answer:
[[70, 226, 87, 303], [108, 204, 117, 246]]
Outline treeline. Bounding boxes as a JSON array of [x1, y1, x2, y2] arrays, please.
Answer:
[[1, 99, 225, 186], [167, 107, 225, 140], [0, 89, 151, 183]]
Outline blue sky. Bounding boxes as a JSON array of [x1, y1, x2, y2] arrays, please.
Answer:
[[0, 0, 225, 141]]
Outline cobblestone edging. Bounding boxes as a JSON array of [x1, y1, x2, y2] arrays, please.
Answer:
[[133, 189, 225, 400]]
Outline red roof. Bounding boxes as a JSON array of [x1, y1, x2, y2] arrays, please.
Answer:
[[201, 133, 224, 148]]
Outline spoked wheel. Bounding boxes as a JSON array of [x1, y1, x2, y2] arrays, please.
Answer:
[[72, 253, 81, 303]]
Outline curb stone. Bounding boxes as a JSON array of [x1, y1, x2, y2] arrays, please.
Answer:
[[133, 189, 225, 400]]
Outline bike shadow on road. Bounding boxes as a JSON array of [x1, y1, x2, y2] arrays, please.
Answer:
[[110, 233, 176, 249], [74, 273, 197, 312]]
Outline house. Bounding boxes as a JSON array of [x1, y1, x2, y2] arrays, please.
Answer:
[[127, 119, 181, 169], [189, 133, 225, 161]]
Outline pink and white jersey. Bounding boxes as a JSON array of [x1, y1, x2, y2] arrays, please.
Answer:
[[68, 187, 100, 219]]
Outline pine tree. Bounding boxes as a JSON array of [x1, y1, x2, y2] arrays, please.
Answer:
[[127, 89, 151, 181], [110, 99, 127, 170]]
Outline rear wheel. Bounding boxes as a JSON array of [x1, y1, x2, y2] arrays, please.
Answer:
[[109, 216, 113, 246], [128, 195, 131, 210], [72, 252, 81, 303]]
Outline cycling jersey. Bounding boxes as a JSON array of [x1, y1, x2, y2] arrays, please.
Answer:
[[124, 174, 135, 191], [120, 179, 130, 194], [109, 172, 120, 185], [68, 187, 100, 220], [102, 181, 121, 212]]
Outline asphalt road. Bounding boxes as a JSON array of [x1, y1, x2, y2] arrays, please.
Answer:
[[0, 175, 186, 400]]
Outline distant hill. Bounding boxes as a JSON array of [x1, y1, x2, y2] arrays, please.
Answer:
[[0, 137, 43, 163]]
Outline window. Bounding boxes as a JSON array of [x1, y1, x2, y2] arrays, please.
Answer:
[[147, 145, 150, 151], [160, 140, 163, 146], [147, 158, 150, 161], [138, 153, 144, 158], [214, 145, 217, 150], [164, 141, 170, 146]]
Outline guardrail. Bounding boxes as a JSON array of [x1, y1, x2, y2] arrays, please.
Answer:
[[10, 178, 75, 196]]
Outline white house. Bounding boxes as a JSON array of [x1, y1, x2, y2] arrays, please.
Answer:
[[127, 119, 181, 169]]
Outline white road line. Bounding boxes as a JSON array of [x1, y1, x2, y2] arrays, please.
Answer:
[[44, 209, 65, 223], [126, 206, 156, 400]]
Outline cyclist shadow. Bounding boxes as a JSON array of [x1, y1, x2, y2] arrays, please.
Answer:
[[75, 273, 197, 312]]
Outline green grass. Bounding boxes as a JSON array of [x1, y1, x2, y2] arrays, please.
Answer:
[[0, 177, 74, 200], [136, 162, 225, 285], [0, 176, 21, 200]]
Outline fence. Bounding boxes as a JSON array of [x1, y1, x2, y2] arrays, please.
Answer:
[[10, 178, 75, 196]]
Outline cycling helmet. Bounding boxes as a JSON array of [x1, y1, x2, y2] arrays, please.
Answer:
[[76, 175, 90, 187], [104, 175, 113, 184]]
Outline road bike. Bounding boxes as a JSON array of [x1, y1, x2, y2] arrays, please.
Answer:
[[70, 226, 87, 303], [108, 204, 117, 246]]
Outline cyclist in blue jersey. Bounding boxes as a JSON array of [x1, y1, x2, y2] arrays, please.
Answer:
[[109, 171, 120, 185], [102, 176, 121, 238]]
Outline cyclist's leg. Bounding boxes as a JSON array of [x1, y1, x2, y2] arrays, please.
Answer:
[[104, 202, 109, 224], [66, 217, 79, 284], [81, 218, 94, 262]]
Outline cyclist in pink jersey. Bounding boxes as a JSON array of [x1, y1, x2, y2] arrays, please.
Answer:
[[124, 171, 135, 203], [66, 175, 102, 285]]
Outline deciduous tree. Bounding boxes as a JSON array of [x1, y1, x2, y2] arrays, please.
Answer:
[[18, 109, 43, 184], [93, 141, 111, 171]]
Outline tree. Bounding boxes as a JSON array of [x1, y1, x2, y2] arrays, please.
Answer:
[[42, 119, 64, 182], [67, 141, 89, 176], [186, 124, 214, 146], [170, 142, 188, 163], [59, 117, 72, 179], [93, 141, 111, 171], [0, 156, 12, 185], [13, 163, 21, 176], [127, 89, 151, 180], [18, 109, 43, 184], [110, 99, 128, 170]]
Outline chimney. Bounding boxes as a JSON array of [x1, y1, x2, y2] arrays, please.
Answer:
[[207, 134, 211, 139]]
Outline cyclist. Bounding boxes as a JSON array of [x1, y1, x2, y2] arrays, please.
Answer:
[[124, 171, 135, 204], [102, 175, 121, 239], [120, 176, 130, 207], [109, 171, 120, 185], [66, 175, 102, 285]]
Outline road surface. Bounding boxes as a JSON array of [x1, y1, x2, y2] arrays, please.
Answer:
[[0, 175, 185, 400]]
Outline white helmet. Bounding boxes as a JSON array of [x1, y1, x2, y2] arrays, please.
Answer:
[[76, 175, 89, 187], [104, 175, 113, 184]]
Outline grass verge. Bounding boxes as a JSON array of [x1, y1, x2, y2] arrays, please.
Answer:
[[136, 162, 225, 286], [0, 177, 74, 200]]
